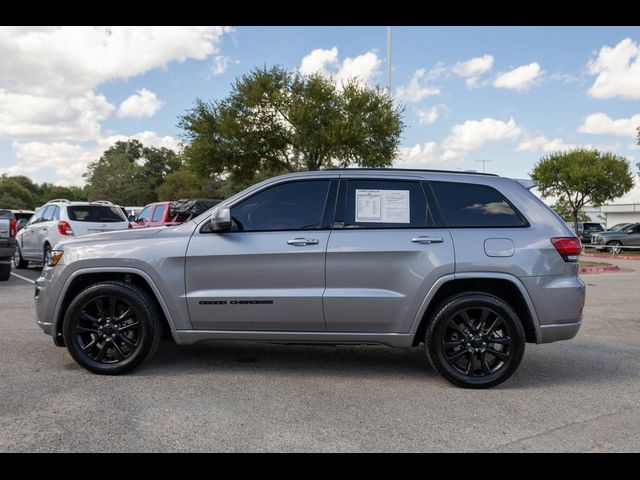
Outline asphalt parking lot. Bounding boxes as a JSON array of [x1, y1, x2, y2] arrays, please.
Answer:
[[1, 260, 639, 452]]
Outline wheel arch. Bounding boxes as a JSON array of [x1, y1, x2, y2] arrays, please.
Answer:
[[52, 268, 175, 347], [411, 273, 540, 346]]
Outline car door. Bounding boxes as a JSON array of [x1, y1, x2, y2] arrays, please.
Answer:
[[185, 178, 338, 331], [35, 206, 58, 257], [20, 207, 44, 256], [324, 177, 454, 333], [626, 224, 640, 246], [133, 205, 153, 228]]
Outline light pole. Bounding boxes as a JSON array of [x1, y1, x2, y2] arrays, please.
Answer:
[[387, 26, 392, 94], [475, 159, 494, 173]]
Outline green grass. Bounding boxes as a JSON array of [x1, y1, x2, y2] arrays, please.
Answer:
[[579, 260, 612, 268]]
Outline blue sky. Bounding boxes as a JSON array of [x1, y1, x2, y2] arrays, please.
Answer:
[[1, 26, 639, 200]]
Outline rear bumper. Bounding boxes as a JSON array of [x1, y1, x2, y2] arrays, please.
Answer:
[[538, 319, 582, 343], [0, 240, 15, 258], [520, 274, 586, 344]]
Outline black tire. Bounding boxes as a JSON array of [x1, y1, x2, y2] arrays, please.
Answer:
[[426, 292, 525, 389], [62, 281, 161, 375], [0, 261, 10, 281], [14, 245, 28, 269]]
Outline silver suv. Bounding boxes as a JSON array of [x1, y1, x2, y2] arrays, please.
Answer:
[[34, 170, 585, 388]]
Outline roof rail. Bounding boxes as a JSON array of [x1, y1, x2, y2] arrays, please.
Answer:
[[321, 167, 499, 177], [46, 198, 71, 204], [90, 200, 114, 205]]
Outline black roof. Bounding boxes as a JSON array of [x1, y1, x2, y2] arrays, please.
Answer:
[[321, 168, 499, 177]]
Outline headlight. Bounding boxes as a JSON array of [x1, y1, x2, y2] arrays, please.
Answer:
[[47, 250, 64, 267]]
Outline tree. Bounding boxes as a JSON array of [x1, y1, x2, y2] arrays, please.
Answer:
[[178, 65, 404, 188], [531, 148, 634, 232], [84, 140, 179, 205], [156, 170, 205, 201], [551, 197, 590, 223], [0, 175, 33, 209]]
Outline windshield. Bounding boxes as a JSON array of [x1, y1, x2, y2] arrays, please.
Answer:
[[67, 206, 127, 223]]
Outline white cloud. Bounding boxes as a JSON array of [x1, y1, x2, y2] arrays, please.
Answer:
[[98, 131, 181, 152], [4, 131, 182, 185], [442, 117, 523, 153], [299, 47, 381, 86], [395, 69, 440, 103], [0, 26, 233, 96], [299, 47, 339, 77], [452, 54, 494, 88], [210, 55, 234, 76], [587, 38, 640, 100], [396, 142, 441, 165], [117, 88, 164, 119], [0, 26, 233, 149], [516, 136, 578, 153], [0, 90, 114, 141], [416, 105, 443, 125], [493, 62, 543, 91], [7, 141, 100, 184], [578, 112, 640, 137]]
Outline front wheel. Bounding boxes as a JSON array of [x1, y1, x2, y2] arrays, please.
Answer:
[[426, 292, 525, 389], [607, 241, 622, 255], [14, 246, 28, 269], [62, 281, 161, 375]]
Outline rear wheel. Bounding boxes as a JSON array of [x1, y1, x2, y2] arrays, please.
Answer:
[[607, 240, 622, 255], [426, 292, 525, 389], [0, 260, 10, 281], [14, 245, 28, 269], [62, 281, 161, 375]]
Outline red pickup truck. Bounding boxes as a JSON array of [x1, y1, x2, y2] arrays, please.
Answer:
[[130, 199, 221, 229]]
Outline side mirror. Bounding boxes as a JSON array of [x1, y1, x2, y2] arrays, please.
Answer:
[[209, 206, 231, 232], [17, 218, 28, 231]]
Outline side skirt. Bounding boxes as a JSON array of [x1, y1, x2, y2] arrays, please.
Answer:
[[172, 330, 414, 348]]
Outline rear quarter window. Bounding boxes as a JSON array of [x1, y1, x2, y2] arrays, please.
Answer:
[[429, 181, 526, 228]]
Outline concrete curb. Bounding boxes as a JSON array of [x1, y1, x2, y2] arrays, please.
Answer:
[[579, 265, 620, 274], [582, 252, 640, 261]]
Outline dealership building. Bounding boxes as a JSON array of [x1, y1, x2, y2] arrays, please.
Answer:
[[584, 203, 640, 228]]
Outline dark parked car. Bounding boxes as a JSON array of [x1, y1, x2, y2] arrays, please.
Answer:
[[573, 222, 604, 244], [606, 223, 631, 232], [591, 223, 640, 253]]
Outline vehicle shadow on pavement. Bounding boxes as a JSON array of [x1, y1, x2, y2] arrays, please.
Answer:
[[125, 337, 639, 390], [136, 340, 438, 381]]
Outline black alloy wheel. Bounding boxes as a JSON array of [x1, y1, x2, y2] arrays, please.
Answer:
[[62, 281, 161, 374], [426, 293, 525, 389]]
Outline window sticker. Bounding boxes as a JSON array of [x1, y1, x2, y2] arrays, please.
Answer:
[[355, 189, 410, 223]]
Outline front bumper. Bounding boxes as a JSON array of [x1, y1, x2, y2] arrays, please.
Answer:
[[34, 267, 58, 338]]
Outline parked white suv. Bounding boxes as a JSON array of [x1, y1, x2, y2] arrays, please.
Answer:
[[14, 200, 129, 268]]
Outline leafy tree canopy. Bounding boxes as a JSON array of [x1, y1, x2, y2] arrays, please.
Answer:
[[178, 65, 404, 187], [531, 148, 634, 231]]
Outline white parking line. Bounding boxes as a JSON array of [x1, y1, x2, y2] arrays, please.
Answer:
[[10, 272, 36, 285]]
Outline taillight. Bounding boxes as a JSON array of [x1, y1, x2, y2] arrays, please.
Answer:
[[128, 222, 133, 229], [9, 219, 16, 238], [58, 220, 74, 236], [551, 237, 581, 261]]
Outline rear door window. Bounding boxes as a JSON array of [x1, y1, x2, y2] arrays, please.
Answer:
[[337, 179, 431, 229], [429, 181, 526, 228]]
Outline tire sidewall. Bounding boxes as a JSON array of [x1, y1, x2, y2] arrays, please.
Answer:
[[14, 245, 27, 269], [63, 283, 159, 375], [426, 293, 525, 389]]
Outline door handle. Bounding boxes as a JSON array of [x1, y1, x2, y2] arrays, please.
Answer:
[[411, 236, 444, 244], [287, 238, 319, 246]]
